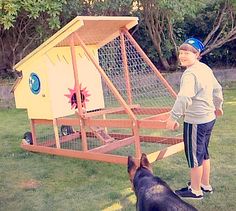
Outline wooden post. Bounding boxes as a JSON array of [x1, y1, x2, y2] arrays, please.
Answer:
[[133, 120, 141, 160], [120, 30, 141, 157], [53, 118, 61, 149], [70, 34, 88, 151], [30, 119, 37, 145], [120, 30, 132, 105]]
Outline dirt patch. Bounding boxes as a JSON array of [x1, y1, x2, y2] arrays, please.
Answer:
[[20, 179, 41, 190]]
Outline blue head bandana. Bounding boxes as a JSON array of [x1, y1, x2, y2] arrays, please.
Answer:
[[184, 38, 204, 52]]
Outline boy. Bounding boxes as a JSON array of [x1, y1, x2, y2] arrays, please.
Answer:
[[166, 38, 223, 199]]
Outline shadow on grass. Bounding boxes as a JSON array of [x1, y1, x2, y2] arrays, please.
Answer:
[[102, 188, 136, 211]]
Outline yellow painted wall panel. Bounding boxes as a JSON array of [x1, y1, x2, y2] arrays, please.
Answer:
[[45, 47, 75, 118], [75, 46, 105, 111], [46, 46, 105, 118], [14, 57, 53, 119]]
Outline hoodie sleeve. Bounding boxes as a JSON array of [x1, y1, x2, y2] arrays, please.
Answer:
[[212, 74, 223, 109], [170, 73, 196, 121]]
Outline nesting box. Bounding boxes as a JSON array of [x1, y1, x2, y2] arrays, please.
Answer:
[[13, 16, 183, 165]]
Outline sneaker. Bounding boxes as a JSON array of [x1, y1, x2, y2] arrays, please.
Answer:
[[187, 182, 213, 194], [176, 185, 190, 193], [201, 184, 213, 194], [175, 188, 203, 200]]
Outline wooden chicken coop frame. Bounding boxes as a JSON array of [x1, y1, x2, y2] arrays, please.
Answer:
[[15, 17, 183, 165]]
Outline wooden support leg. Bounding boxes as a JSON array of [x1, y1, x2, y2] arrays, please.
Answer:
[[133, 120, 141, 160], [53, 119, 61, 149], [80, 119, 88, 151], [30, 119, 37, 145]]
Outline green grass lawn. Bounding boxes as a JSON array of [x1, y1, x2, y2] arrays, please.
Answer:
[[0, 87, 236, 211]]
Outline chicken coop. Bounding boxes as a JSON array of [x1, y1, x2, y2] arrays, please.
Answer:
[[12, 16, 183, 165]]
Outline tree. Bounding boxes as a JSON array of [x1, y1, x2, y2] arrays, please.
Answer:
[[1, 0, 235, 79], [60, 0, 134, 25], [0, 0, 135, 78], [0, 0, 66, 78], [137, 0, 236, 71], [137, 0, 204, 70], [201, 0, 236, 56]]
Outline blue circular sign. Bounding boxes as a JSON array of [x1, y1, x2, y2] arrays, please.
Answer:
[[29, 73, 41, 94]]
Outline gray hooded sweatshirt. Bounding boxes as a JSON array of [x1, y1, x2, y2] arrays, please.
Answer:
[[171, 61, 223, 124]]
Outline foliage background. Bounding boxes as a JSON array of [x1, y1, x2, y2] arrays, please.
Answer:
[[0, 0, 236, 79]]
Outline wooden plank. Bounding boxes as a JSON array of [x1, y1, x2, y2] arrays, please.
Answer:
[[147, 142, 184, 163], [89, 136, 134, 153], [84, 105, 139, 118], [141, 112, 170, 121], [85, 107, 124, 117], [53, 119, 61, 149], [33, 119, 53, 125], [11, 75, 22, 93], [56, 118, 80, 126], [107, 133, 182, 145], [70, 37, 84, 117], [72, 16, 138, 21], [132, 107, 171, 115], [138, 119, 167, 129], [70, 38, 88, 151], [21, 144, 128, 165], [141, 136, 182, 145], [85, 118, 133, 128], [89, 126, 114, 144], [96, 19, 138, 48], [133, 120, 141, 159], [120, 30, 132, 104], [30, 119, 37, 145]]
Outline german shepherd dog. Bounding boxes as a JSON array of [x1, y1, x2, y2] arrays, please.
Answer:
[[128, 154, 197, 211]]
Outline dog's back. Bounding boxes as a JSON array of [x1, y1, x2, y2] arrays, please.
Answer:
[[128, 154, 197, 211], [134, 168, 197, 211]]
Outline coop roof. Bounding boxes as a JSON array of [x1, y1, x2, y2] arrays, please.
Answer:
[[14, 16, 138, 70]]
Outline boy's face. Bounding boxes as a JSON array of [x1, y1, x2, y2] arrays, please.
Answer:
[[179, 50, 199, 67]]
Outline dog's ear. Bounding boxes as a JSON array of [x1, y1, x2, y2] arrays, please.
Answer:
[[140, 153, 152, 172], [127, 156, 137, 190], [128, 155, 136, 173]]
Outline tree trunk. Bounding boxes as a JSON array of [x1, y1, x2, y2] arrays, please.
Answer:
[[202, 1, 236, 56], [142, 0, 177, 71]]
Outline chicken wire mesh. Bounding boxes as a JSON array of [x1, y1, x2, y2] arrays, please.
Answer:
[[98, 33, 175, 112], [34, 123, 102, 150]]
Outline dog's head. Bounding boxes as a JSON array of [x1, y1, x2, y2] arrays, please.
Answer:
[[127, 153, 153, 189]]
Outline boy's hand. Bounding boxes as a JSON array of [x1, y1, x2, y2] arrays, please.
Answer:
[[166, 117, 179, 130], [215, 108, 223, 117]]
